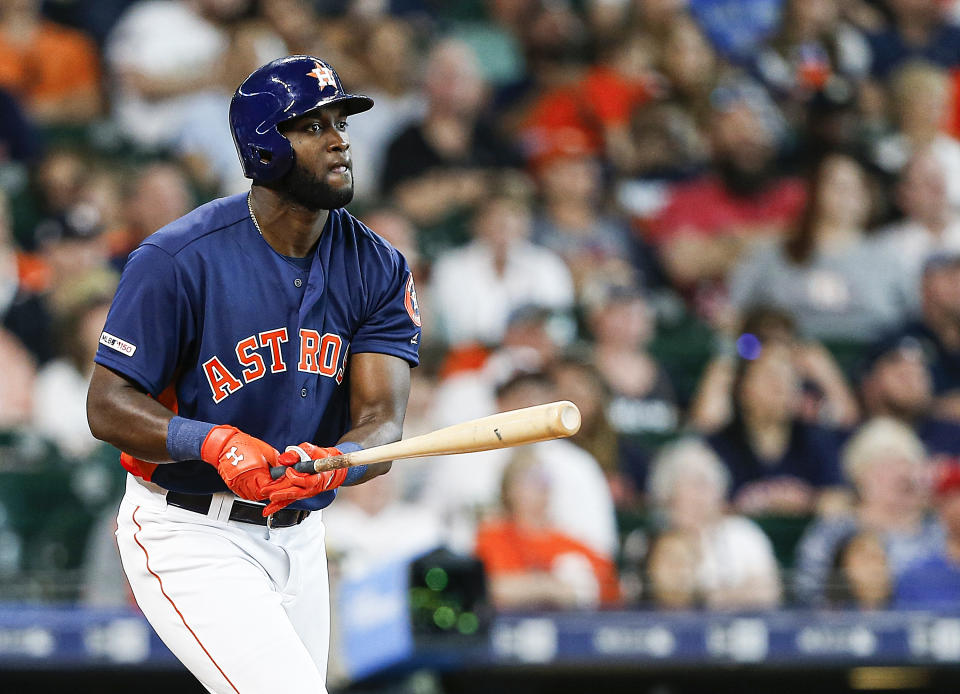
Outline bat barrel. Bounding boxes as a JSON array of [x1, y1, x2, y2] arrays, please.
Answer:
[[269, 400, 582, 478]]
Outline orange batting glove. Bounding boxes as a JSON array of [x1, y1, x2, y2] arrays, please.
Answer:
[[262, 443, 348, 515], [200, 425, 284, 501]]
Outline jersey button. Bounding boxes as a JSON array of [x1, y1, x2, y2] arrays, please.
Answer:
[[301, 387, 307, 397], [294, 278, 303, 288]]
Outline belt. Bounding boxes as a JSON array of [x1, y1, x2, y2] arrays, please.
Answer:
[[166, 491, 310, 528]]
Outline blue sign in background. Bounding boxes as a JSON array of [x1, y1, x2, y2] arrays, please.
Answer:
[[336, 560, 414, 680], [3, 604, 960, 675]]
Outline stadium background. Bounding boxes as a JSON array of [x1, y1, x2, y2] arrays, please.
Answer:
[[4, 0, 960, 691]]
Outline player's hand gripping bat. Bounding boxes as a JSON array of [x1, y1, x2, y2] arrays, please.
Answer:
[[270, 400, 582, 478]]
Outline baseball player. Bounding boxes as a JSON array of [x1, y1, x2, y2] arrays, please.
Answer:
[[86, 56, 421, 692]]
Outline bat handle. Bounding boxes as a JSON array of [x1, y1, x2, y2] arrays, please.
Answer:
[[313, 454, 351, 472], [269, 454, 352, 479]]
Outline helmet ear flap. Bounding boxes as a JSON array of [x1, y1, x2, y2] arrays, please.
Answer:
[[242, 128, 293, 182]]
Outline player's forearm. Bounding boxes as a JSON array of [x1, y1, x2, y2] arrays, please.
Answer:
[[342, 352, 412, 484], [87, 364, 176, 462], [336, 417, 402, 484]]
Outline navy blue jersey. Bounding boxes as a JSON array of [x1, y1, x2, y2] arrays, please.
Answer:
[[95, 193, 420, 499], [707, 420, 847, 496]]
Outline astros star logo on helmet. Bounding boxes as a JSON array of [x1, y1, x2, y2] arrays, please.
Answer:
[[308, 62, 337, 89]]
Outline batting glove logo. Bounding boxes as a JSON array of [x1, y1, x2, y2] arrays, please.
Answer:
[[226, 446, 244, 466]]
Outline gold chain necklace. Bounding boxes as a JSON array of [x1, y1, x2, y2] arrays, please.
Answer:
[[247, 192, 263, 236]]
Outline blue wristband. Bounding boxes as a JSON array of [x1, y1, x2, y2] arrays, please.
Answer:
[[337, 442, 366, 485], [167, 416, 217, 461]]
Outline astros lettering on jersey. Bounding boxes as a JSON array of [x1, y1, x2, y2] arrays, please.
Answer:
[[95, 193, 421, 509]]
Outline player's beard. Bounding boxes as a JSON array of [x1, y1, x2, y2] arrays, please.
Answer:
[[277, 158, 354, 211]]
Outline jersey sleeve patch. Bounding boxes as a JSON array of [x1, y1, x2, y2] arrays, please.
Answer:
[[404, 272, 421, 328], [99, 331, 138, 357]]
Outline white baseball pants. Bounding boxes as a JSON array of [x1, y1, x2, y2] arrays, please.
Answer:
[[116, 475, 331, 693]]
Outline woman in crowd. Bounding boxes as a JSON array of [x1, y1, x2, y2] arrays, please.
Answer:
[[794, 417, 942, 606], [730, 152, 913, 344], [474, 450, 620, 610], [644, 438, 782, 610], [689, 305, 859, 433], [706, 340, 850, 516]]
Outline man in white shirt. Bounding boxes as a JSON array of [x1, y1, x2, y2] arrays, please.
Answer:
[[430, 193, 574, 346]]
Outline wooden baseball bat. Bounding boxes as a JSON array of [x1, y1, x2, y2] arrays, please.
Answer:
[[270, 400, 581, 477]]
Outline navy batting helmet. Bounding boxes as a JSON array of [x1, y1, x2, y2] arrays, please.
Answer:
[[229, 55, 373, 182]]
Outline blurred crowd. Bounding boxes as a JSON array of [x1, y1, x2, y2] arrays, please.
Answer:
[[7, 0, 960, 615]]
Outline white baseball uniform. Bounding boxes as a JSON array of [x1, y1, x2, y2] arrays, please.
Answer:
[[116, 475, 331, 693]]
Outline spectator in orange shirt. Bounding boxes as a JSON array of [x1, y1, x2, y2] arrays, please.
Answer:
[[580, 33, 657, 174], [475, 449, 620, 610], [0, 0, 101, 123]]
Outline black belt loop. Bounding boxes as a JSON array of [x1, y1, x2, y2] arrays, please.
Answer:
[[166, 491, 309, 528]]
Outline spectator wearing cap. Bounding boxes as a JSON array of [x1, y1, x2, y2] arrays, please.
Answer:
[[876, 146, 960, 306], [730, 152, 912, 343], [794, 417, 942, 606], [28, 149, 115, 304], [531, 130, 651, 293], [885, 252, 960, 422], [645, 79, 805, 317], [706, 340, 849, 516], [859, 333, 960, 458], [33, 202, 112, 317], [578, 32, 658, 175], [894, 460, 960, 609], [430, 191, 574, 347]]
